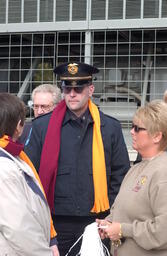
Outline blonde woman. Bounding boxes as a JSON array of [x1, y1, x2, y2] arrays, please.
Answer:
[[97, 100, 167, 256]]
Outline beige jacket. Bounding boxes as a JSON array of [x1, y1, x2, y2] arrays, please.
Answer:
[[0, 148, 53, 256], [107, 152, 167, 256]]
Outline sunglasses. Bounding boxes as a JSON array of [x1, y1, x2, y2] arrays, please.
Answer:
[[63, 80, 91, 86], [132, 123, 147, 133], [62, 86, 87, 94]]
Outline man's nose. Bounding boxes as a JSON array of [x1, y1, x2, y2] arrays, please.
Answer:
[[38, 107, 44, 114], [34, 106, 44, 117], [69, 88, 77, 96]]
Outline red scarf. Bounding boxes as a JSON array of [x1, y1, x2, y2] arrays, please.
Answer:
[[39, 100, 66, 212]]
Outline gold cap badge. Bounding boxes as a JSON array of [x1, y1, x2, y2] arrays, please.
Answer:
[[68, 63, 78, 75]]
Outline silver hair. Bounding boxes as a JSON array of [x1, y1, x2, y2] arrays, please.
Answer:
[[31, 84, 62, 105]]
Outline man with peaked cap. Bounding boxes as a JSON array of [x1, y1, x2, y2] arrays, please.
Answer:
[[25, 62, 130, 255]]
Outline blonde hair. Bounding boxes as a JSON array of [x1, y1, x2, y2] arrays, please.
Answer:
[[32, 84, 62, 105], [133, 100, 167, 151]]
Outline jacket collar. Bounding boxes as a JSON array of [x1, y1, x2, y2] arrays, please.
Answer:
[[62, 107, 106, 127]]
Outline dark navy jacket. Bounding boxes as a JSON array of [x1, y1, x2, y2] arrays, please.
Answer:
[[25, 109, 130, 216]]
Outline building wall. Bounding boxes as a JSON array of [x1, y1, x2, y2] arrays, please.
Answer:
[[0, 0, 167, 32]]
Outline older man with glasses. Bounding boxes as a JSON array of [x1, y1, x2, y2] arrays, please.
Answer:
[[31, 84, 62, 118], [19, 84, 62, 145], [25, 62, 130, 256]]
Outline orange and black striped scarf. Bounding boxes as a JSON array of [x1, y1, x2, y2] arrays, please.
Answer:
[[39, 99, 110, 213], [0, 135, 56, 238]]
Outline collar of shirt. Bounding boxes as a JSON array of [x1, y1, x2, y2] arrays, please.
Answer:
[[62, 108, 93, 127]]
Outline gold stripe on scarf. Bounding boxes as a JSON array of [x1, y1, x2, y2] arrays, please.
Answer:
[[88, 100, 110, 213]]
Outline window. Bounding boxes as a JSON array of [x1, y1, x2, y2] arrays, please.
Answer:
[[8, 0, 21, 23]]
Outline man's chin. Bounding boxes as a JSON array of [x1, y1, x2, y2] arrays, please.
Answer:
[[69, 106, 78, 111], [68, 103, 79, 110]]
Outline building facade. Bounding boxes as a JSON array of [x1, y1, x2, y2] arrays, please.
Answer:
[[0, 0, 167, 154]]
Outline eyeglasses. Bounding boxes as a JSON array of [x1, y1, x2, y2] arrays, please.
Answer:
[[32, 104, 54, 111], [62, 86, 87, 94], [132, 123, 147, 133]]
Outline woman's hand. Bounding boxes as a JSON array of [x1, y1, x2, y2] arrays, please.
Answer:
[[51, 245, 60, 256], [96, 218, 111, 239], [96, 219, 122, 241], [105, 222, 122, 241]]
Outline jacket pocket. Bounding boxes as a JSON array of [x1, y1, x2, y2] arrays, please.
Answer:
[[55, 166, 71, 199]]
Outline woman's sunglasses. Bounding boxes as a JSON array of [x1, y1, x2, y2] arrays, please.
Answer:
[[132, 123, 147, 133]]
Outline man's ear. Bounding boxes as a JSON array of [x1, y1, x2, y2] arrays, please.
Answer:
[[88, 84, 95, 97]]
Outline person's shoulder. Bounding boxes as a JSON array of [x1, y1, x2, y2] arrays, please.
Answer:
[[32, 111, 52, 124], [148, 152, 167, 184], [154, 152, 167, 169], [23, 120, 32, 130], [99, 110, 121, 126], [24, 120, 32, 125], [0, 155, 19, 181]]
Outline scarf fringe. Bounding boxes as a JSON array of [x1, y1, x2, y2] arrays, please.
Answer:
[[65, 222, 110, 256]]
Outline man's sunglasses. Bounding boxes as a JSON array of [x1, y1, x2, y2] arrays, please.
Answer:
[[132, 123, 147, 133], [61, 79, 91, 94], [63, 80, 91, 86], [62, 86, 87, 94]]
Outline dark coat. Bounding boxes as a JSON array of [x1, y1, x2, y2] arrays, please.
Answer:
[[25, 109, 130, 216], [18, 121, 32, 145]]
